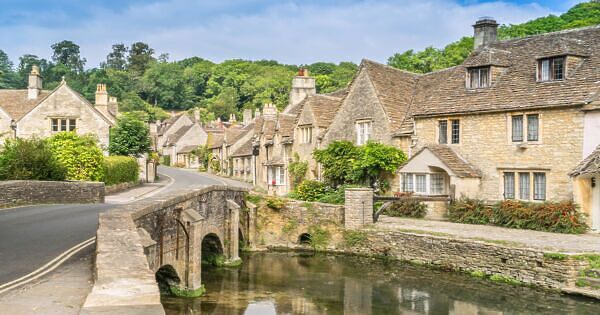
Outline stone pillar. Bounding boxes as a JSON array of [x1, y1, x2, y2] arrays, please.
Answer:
[[344, 188, 373, 229], [226, 199, 240, 261]]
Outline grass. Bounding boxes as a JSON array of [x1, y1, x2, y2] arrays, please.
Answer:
[[470, 270, 486, 278], [489, 274, 522, 286], [573, 254, 600, 269], [576, 279, 591, 288], [343, 230, 369, 248], [543, 252, 569, 260]]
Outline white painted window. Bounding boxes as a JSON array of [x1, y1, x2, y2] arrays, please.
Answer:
[[415, 175, 427, 193], [468, 67, 490, 88], [402, 173, 445, 195], [299, 126, 312, 144], [51, 118, 76, 132], [356, 121, 371, 145], [503, 171, 546, 201], [430, 174, 445, 194], [504, 172, 515, 199], [268, 166, 285, 186]]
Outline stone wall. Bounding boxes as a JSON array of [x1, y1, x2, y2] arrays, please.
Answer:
[[0, 180, 105, 208], [344, 229, 590, 290], [344, 188, 374, 229]]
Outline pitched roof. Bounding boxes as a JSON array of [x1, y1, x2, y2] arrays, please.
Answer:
[[0, 90, 52, 120], [207, 133, 224, 149], [166, 124, 193, 145], [362, 59, 419, 130], [570, 146, 600, 177], [178, 145, 198, 154], [297, 94, 345, 130], [411, 25, 600, 117], [406, 145, 481, 178], [231, 138, 254, 157], [276, 114, 296, 138]]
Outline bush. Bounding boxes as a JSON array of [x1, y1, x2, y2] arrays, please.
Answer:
[[48, 132, 105, 181], [108, 114, 151, 156], [0, 138, 66, 181], [103, 156, 139, 186], [162, 155, 171, 166], [290, 180, 330, 202], [265, 197, 285, 211], [317, 184, 362, 204], [288, 153, 308, 187], [383, 199, 428, 218], [448, 198, 589, 234]]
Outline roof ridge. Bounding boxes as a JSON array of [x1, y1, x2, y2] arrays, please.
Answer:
[[496, 24, 600, 44], [361, 58, 422, 77]]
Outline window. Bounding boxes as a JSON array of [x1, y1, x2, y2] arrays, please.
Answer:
[[401, 173, 414, 192], [299, 126, 312, 144], [538, 56, 565, 81], [415, 175, 427, 193], [356, 121, 371, 145], [512, 115, 523, 142], [519, 172, 530, 200], [267, 166, 285, 186], [533, 173, 546, 200], [438, 120, 448, 144], [51, 118, 76, 132], [527, 114, 539, 141], [451, 120, 460, 144], [468, 67, 490, 88], [504, 172, 515, 199], [430, 174, 445, 194]]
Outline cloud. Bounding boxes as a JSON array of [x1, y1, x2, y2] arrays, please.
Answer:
[[0, 0, 553, 67]]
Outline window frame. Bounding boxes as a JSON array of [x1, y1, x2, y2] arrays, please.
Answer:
[[467, 66, 491, 89], [438, 120, 448, 144], [298, 125, 313, 144], [508, 112, 541, 144], [527, 114, 539, 142], [355, 120, 372, 145], [451, 119, 460, 144], [51, 118, 76, 133], [502, 170, 546, 201], [537, 56, 566, 82], [267, 166, 286, 186], [503, 172, 515, 199], [511, 115, 524, 142], [401, 173, 446, 195]]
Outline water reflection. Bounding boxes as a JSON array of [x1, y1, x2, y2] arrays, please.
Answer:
[[162, 252, 600, 315]]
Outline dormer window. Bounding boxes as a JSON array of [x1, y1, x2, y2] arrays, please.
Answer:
[[538, 56, 564, 81], [467, 67, 490, 89]]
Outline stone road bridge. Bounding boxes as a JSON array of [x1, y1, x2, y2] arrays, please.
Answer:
[[133, 185, 251, 293]]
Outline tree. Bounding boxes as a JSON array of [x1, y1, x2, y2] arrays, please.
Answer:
[[109, 114, 152, 156], [104, 43, 128, 70], [51, 40, 86, 73], [128, 42, 155, 76], [313, 140, 362, 187], [48, 132, 105, 181], [350, 141, 407, 192], [207, 87, 239, 120], [0, 49, 15, 88], [0, 138, 66, 181], [15, 54, 50, 88], [141, 62, 192, 109]]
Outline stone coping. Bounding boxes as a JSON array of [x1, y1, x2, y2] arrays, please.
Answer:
[[81, 185, 248, 314], [0, 180, 105, 208]]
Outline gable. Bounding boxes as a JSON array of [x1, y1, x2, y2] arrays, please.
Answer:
[[297, 104, 315, 126], [400, 148, 457, 176], [177, 124, 208, 147]]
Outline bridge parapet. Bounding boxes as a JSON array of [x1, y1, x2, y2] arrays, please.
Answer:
[[81, 185, 249, 315]]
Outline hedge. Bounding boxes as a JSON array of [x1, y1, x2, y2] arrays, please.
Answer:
[[383, 199, 428, 218], [448, 198, 589, 234], [103, 156, 139, 186], [0, 137, 67, 181]]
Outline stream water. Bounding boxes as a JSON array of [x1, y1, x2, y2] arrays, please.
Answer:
[[162, 251, 600, 315]]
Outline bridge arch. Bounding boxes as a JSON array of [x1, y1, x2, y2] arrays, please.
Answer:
[[298, 233, 312, 245]]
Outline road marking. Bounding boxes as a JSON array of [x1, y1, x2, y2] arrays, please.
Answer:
[[0, 237, 95, 295]]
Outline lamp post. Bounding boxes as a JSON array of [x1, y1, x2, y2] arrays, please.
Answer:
[[10, 119, 17, 139]]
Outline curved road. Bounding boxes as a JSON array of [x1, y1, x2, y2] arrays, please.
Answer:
[[0, 167, 225, 285]]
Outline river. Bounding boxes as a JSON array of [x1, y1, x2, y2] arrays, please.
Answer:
[[162, 251, 600, 314]]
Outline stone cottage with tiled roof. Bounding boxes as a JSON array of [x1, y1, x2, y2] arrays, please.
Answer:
[[0, 66, 117, 148], [399, 19, 600, 229]]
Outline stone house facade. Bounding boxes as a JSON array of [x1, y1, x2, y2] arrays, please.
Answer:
[[0, 67, 117, 149]]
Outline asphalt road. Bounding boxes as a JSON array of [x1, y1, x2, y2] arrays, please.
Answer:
[[0, 166, 223, 285]]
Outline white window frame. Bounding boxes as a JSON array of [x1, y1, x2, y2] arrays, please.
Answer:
[[467, 66, 490, 89], [267, 166, 285, 186], [501, 170, 546, 201], [299, 125, 313, 144], [508, 112, 542, 144], [51, 118, 76, 132], [401, 173, 446, 195], [355, 120, 371, 145]]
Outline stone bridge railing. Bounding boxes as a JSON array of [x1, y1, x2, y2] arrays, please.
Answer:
[[81, 185, 249, 315]]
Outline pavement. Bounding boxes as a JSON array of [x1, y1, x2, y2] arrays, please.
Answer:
[[376, 215, 600, 253]]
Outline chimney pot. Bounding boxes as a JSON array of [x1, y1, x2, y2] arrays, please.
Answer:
[[473, 17, 498, 50]]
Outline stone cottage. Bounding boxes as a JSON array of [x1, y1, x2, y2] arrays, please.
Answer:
[[399, 19, 600, 229], [0, 67, 117, 148]]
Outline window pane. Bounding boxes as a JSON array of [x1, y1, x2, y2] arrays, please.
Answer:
[[416, 175, 427, 193], [504, 172, 515, 199], [60, 119, 67, 131], [406, 174, 414, 192], [469, 69, 479, 88], [527, 114, 539, 141], [533, 173, 546, 200], [553, 57, 564, 80], [519, 173, 530, 200], [438, 120, 448, 144], [540, 59, 550, 81], [479, 68, 489, 87], [69, 119, 76, 131], [279, 167, 285, 185], [51, 119, 59, 132], [430, 174, 444, 194], [451, 120, 460, 144], [512, 115, 523, 142]]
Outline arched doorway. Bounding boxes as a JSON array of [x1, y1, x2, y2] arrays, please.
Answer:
[[155, 265, 181, 295], [201, 233, 224, 266]]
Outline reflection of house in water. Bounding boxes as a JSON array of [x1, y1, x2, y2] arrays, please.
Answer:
[[450, 300, 504, 315], [397, 288, 431, 314]]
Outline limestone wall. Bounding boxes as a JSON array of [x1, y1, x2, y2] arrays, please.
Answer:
[[344, 188, 374, 229], [0, 180, 105, 208]]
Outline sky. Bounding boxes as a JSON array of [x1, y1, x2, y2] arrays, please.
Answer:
[[0, 0, 587, 67]]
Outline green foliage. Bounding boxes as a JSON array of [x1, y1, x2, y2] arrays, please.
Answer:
[[489, 274, 521, 286], [316, 185, 361, 205], [314, 140, 406, 192], [246, 193, 264, 205], [308, 225, 330, 250], [169, 284, 205, 298], [343, 230, 368, 248], [573, 254, 600, 269], [449, 198, 589, 234], [288, 153, 308, 187], [470, 270, 486, 278], [209, 156, 221, 172], [265, 196, 286, 211], [383, 199, 428, 218], [162, 155, 171, 166], [48, 132, 104, 181], [191, 145, 210, 168], [289, 180, 330, 202], [282, 219, 299, 235], [543, 253, 569, 261], [108, 114, 151, 156], [103, 156, 139, 186], [0, 137, 66, 181]]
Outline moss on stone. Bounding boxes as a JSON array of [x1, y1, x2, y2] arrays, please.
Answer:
[[543, 252, 569, 260], [343, 230, 368, 248], [489, 274, 521, 286], [470, 270, 486, 278], [576, 278, 591, 288], [169, 284, 206, 298]]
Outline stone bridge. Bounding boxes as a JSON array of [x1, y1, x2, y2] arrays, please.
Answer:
[[82, 185, 253, 314]]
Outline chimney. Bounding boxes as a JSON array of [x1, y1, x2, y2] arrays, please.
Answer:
[[108, 96, 119, 117], [27, 65, 43, 100], [95, 84, 110, 117], [262, 103, 277, 120], [287, 68, 316, 110], [149, 122, 158, 135], [243, 108, 253, 125], [473, 17, 498, 50]]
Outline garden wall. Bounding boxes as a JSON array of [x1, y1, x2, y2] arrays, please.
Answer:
[[0, 180, 105, 208]]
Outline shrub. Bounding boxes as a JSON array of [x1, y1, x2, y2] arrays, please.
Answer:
[[288, 153, 308, 187], [265, 196, 285, 211], [290, 180, 330, 201], [162, 155, 171, 166], [0, 137, 66, 181], [108, 114, 151, 156], [448, 198, 589, 234], [317, 184, 362, 204], [48, 132, 104, 181], [103, 156, 139, 186], [308, 225, 330, 250], [383, 199, 428, 218], [343, 230, 368, 247]]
